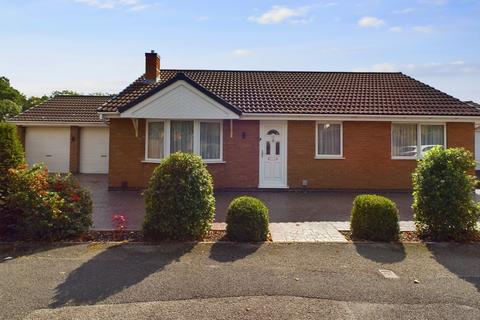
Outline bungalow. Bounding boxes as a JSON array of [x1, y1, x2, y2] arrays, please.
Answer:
[[11, 51, 480, 190]]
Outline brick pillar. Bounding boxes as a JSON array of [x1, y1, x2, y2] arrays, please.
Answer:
[[69, 126, 80, 173]]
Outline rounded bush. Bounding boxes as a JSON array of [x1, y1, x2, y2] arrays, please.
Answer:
[[350, 194, 400, 241], [413, 146, 480, 241], [226, 196, 269, 242], [142, 152, 215, 240]]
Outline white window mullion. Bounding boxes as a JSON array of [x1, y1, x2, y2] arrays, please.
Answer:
[[417, 124, 421, 159], [219, 120, 224, 161], [165, 120, 171, 157], [194, 120, 201, 155]]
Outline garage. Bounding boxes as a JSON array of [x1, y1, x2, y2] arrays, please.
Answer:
[[25, 127, 71, 173], [80, 127, 109, 174], [10, 95, 113, 175]]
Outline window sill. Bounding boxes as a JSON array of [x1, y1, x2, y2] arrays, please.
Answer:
[[314, 156, 345, 160], [391, 157, 417, 160], [142, 159, 226, 164]]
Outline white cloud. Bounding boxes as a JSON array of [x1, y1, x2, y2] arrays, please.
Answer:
[[358, 16, 385, 28], [393, 8, 415, 14], [196, 16, 209, 22], [74, 0, 149, 11], [389, 26, 403, 32], [248, 6, 309, 24], [232, 49, 254, 57], [420, 0, 449, 5], [372, 63, 398, 72], [355, 61, 479, 76], [412, 25, 433, 33]]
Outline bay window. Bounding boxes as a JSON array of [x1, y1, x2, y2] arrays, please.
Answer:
[[147, 121, 164, 159], [392, 123, 445, 159], [170, 120, 194, 153], [315, 122, 343, 158], [145, 119, 223, 162]]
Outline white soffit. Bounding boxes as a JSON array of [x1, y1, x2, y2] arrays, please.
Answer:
[[120, 80, 239, 119]]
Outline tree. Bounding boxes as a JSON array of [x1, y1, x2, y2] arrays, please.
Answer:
[[0, 77, 27, 108], [51, 90, 80, 97], [25, 95, 49, 110], [0, 99, 21, 121]]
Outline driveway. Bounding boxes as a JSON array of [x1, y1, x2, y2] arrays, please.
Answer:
[[76, 174, 413, 231]]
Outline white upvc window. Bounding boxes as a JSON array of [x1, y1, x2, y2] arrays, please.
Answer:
[[391, 123, 446, 159], [315, 121, 343, 159], [145, 119, 223, 163]]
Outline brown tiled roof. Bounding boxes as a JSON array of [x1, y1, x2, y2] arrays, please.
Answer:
[[99, 70, 480, 117], [12, 95, 112, 123]]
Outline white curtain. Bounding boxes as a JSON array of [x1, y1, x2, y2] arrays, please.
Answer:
[[170, 121, 193, 153], [317, 123, 341, 155], [147, 122, 164, 159], [421, 125, 444, 155], [200, 122, 220, 159], [392, 124, 417, 157]]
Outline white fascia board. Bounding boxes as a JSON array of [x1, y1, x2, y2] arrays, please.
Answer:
[[98, 112, 120, 120], [239, 113, 480, 123], [8, 121, 108, 127]]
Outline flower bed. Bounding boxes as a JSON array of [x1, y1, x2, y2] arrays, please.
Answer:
[[339, 230, 480, 243]]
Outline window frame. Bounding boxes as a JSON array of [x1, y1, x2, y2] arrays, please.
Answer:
[[391, 122, 446, 160], [144, 119, 223, 163], [198, 120, 223, 163], [315, 121, 344, 159]]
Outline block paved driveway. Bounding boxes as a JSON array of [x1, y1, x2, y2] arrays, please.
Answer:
[[78, 174, 415, 242]]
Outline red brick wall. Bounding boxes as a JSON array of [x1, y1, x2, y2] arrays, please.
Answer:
[[108, 119, 259, 189], [108, 119, 474, 190], [287, 121, 475, 190], [69, 126, 80, 173]]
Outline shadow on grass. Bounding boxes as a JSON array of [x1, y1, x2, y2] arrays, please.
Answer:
[[49, 242, 195, 308], [209, 242, 262, 263], [426, 243, 480, 293], [353, 242, 406, 264]]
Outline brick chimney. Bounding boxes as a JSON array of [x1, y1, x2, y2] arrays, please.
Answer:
[[145, 50, 160, 82]]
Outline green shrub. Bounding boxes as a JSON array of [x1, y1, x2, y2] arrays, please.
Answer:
[[413, 146, 480, 241], [143, 152, 215, 240], [226, 196, 269, 242], [2, 164, 92, 240], [0, 123, 24, 235], [350, 194, 400, 241], [0, 122, 24, 178]]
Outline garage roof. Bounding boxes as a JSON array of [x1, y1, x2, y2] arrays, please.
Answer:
[[11, 95, 112, 123]]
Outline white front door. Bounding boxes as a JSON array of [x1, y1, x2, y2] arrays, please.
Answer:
[[259, 121, 287, 188]]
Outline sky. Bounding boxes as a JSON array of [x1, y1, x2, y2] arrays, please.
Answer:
[[0, 0, 479, 102]]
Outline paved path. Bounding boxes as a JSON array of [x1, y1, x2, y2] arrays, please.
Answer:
[[1, 242, 479, 319]]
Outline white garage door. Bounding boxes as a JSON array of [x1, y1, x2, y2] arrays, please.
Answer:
[[25, 127, 70, 173], [80, 127, 109, 174]]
